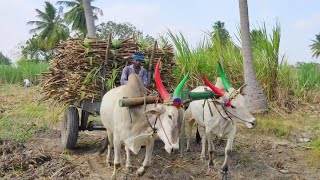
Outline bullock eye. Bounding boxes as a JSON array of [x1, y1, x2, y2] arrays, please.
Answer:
[[168, 115, 172, 120], [231, 105, 236, 109]]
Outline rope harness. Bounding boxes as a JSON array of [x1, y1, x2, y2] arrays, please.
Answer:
[[123, 95, 173, 146], [200, 90, 254, 135]]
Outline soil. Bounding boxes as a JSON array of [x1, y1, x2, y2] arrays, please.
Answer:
[[1, 126, 320, 180]]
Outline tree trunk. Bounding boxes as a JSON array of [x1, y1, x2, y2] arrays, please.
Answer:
[[238, 0, 268, 113], [82, 0, 96, 38]]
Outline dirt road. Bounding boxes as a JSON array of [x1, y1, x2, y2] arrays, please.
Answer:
[[1, 127, 319, 180]]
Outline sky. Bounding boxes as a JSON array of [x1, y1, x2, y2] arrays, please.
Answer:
[[0, 0, 320, 65]]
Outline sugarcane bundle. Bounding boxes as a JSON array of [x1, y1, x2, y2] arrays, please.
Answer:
[[40, 37, 177, 105], [143, 43, 177, 92]]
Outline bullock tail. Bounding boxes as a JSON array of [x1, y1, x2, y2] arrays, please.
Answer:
[[195, 126, 201, 144], [98, 136, 109, 155]]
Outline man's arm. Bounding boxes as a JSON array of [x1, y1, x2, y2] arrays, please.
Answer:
[[120, 66, 129, 85], [141, 68, 148, 87]]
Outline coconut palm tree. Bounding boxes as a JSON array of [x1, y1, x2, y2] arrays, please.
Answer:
[[27, 1, 69, 50], [57, 0, 102, 37], [212, 21, 230, 46], [310, 33, 320, 58], [82, 0, 97, 38], [238, 0, 268, 113]]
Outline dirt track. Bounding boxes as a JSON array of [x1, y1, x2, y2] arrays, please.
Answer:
[[1, 127, 319, 180]]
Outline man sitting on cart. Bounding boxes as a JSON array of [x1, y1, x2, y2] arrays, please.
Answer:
[[120, 52, 148, 87]]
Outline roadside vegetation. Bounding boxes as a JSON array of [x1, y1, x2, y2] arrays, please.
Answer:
[[0, 60, 48, 84]]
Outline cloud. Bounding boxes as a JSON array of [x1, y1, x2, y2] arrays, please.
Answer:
[[294, 14, 320, 30]]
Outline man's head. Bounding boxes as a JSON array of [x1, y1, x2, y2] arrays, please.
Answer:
[[132, 52, 145, 68]]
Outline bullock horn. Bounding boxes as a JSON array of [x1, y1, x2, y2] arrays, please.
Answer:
[[155, 59, 170, 101], [201, 73, 225, 97], [173, 72, 190, 99], [218, 62, 232, 91]]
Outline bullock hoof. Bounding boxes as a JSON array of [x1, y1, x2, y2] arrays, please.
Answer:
[[200, 155, 206, 161], [186, 148, 191, 152], [125, 166, 134, 173], [220, 165, 229, 179], [136, 166, 148, 176], [111, 174, 117, 180], [206, 167, 216, 176], [221, 173, 230, 180], [107, 160, 113, 167]]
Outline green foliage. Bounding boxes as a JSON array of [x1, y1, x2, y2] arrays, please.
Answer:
[[0, 60, 48, 84], [251, 22, 281, 100], [97, 21, 142, 39], [97, 21, 155, 48], [27, 1, 69, 51], [310, 33, 320, 58], [21, 35, 54, 62], [0, 52, 11, 65], [168, 21, 320, 102], [57, 0, 103, 36], [106, 67, 119, 90], [83, 67, 101, 85], [112, 39, 121, 49], [296, 62, 320, 93], [211, 21, 230, 47]]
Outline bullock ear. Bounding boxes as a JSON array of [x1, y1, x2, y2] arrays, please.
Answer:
[[144, 106, 165, 116], [237, 84, 246, 94]]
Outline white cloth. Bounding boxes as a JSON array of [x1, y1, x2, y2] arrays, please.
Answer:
[[23, 79, 30, 87]]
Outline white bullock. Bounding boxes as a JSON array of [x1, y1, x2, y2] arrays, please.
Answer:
[[184, 72, 256, 178], [100, 60, 188, 179]]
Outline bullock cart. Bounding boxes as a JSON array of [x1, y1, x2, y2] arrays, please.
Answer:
[[49, 35, 178, 149], [59, 35, 160, 149], [40, 34, 218, 149]]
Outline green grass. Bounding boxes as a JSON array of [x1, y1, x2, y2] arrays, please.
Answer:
[[0, 61, 48, 84], [0, 84, 62, 142], [253, 117, 293, 138], [308, 138, 320, 167], [308, 124, 320, 132]]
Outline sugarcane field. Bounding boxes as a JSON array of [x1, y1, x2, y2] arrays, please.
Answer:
[[1, 1, 320, 180]]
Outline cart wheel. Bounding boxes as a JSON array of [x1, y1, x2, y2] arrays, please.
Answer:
[[80, 110, 89, 131], [61, 106, 79, 149]]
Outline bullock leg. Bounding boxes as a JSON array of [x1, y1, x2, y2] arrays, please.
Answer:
[[200, 134, 206, 161], [206, 132, 216, 174], [184, 109, 193, 152], [179, 113, 186, 157], [111, 137, 122, 180], [221, 127, 236, 179], [185, 119, 194, 152], [125, 145, 134, 172], [137, 140, 154, 176], [106, 132, 113, 166]]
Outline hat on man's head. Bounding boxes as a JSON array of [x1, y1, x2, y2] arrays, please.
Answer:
[[132, 52, 145, 61]]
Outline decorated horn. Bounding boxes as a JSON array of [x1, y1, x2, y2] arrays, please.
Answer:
[[172, 72, 190, 107], [218, 62, 232, 91], [155, 59, 171, 101], [201, 73, 225, 97], [202, 73, 231, 107]]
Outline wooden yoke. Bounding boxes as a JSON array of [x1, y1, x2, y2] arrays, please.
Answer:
[[118, 90, 219, 107]]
